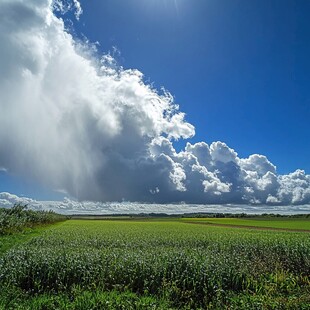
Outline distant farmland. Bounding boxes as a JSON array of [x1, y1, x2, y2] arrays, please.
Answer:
[[181, 217, 310, 232]]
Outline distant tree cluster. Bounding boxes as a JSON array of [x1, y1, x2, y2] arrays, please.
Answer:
[[181, 212, 310, 219], [0, 204, 67, 235]]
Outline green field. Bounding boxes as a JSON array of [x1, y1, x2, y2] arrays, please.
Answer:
[[0, 218, 310, 309], [182, 217, 310, 231]]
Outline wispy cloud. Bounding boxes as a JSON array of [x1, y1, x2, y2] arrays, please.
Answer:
[[0, 0, 309, 206]]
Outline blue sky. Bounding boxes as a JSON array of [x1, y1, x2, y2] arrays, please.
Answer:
[[70, 0, 310, 174], [0, 0, 310, 204]]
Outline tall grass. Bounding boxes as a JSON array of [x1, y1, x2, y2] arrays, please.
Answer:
[[0, 204, 67, 235], [0, 220, 309, 309]]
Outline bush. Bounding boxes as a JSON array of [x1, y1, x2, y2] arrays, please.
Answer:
[[0, 204, 67, 235]]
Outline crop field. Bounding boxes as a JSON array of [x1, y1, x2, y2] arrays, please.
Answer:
[[0, 218, 310, 309], [182, 217, 310, 231]]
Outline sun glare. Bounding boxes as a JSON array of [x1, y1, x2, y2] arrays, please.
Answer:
[[142, 0, 181, 16]]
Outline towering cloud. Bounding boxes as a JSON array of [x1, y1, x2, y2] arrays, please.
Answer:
[[0, 0, 309, 205]]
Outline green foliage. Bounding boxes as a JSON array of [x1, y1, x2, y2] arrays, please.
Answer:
[[0, 220, 309, 309], [0, 204, 67, 235], [0, 287, 170, 310]]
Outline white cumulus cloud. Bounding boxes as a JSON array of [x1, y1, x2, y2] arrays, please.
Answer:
[[0, 0, 309, 206]]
